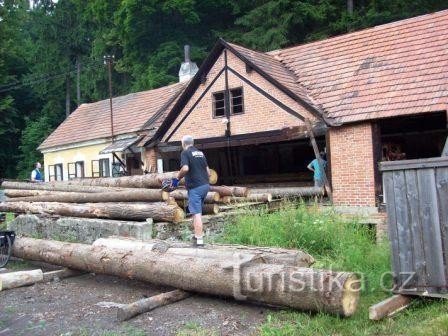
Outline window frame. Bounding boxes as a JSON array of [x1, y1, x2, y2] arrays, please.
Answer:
[[92, 159, 110, 178], [48, 164, 63, 181], [68, 161, 84, 179], [212, 87, 245, 118]]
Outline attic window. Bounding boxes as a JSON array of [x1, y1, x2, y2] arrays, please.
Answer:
[[212, 87, 244, 117]]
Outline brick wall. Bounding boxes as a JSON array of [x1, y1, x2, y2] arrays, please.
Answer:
[[163, 51, 317, 142], [329, 122, 377, 207]]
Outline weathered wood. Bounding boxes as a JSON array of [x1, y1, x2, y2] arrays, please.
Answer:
[[436, 167, 448, 282], [369, 295, 412, 320], [5, 189, 169, 203], [251, 187, 324, 198], [0, 201, 184, 223], [13, 237, 359, 316], [416, 169, 446, 290], [209, 186, 249, 197], [404, 170, 426, 290], [170, 190, 220, 203], [42, 268, 85, 282], [202, 204, 219, 215], [379, 156, 448, 171], [117, 290, 191, 321], [2, 182, 127, 194], [0, 269, 43, 291], [92, 238, 315, 267]]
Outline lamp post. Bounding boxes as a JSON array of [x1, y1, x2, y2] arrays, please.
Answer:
[[104, 55, 115, 143]]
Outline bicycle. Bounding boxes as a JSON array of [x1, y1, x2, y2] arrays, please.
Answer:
[[0, 231, 15, 268]]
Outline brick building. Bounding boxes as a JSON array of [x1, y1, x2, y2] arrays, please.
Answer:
[[40, 10, 448, 211]]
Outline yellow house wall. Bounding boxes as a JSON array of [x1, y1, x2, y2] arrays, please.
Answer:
[[43, 143, 113, 182]]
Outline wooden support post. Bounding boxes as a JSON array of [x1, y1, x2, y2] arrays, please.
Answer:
[[117, 289, 191, 321], [369, 295, 412, 320], [305, 119, 332, 200]]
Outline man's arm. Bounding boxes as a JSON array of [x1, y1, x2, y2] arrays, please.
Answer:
[[307, 162, 314, 172], [31, 170, 37, 181], [177, 165, 189, 180], [206, 166, 211, 177]]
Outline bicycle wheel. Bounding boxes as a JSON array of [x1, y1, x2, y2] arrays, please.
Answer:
[[0, 234, 11, 268]]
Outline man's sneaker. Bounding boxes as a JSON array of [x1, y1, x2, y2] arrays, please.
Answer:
[[192, 236, 205, 248]]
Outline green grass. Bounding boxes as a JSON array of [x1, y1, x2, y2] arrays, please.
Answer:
[[0, 212, 14, 231], [219, 202, 448, 336], [176, 321, 218, 336]]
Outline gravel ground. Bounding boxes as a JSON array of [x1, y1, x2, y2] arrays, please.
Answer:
[[0, 261, 270, 336]]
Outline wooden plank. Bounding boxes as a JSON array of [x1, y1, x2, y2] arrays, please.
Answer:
[[435, 167, 448, 287], [392, 170, 415, 290], [404, 169, 427, 290], [380, 157, 448, 172], [382, 171, 402, 289], [369, 295, 412, 320], [417, 168, 446, 291]]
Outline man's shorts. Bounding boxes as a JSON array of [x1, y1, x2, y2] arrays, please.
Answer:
[[187, 184, 210, 215]]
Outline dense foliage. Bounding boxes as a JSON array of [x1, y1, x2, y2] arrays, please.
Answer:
[[0, 0, 447, 178]]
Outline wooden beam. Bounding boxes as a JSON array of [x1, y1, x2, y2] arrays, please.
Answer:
[[117, 289, 191, 321], [369, 295, 412, 320], [305, 119, 332, 199]]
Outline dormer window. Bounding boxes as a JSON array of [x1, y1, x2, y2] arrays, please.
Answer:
[[212, 87, 244, 117]]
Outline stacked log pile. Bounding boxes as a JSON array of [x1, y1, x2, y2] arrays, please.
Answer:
[[0, 169, 325, 222]]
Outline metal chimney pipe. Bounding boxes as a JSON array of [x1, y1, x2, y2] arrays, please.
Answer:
[[184, 45, 191, 63]]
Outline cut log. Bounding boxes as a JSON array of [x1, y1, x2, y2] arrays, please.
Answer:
[[2, 182, 128, 194], [13, 237, 360, 316], [117, 289, 191, 321], [0, 269, 43, 291], [170, 190, 220, 203], [0, 201, 184, 223], [369, 295, 412, 320], [210, 186, 249, 197], [208, 169, 218, 185], [202, 204, 219, 215], [217, 196, 232, 204], [251, 187, 324, 198], [227, 193, 273, 203], [5, 189, 169, 203], [92, 237, 315, 267]]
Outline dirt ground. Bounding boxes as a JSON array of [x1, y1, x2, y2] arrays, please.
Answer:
[[0, 261, 270, 336]]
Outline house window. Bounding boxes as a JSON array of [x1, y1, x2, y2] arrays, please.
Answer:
[[68, 161, 84, 179], [92, 159, 110, 177], [212, 87, 244, 117], [48, 164, 63, 181], [212, 91, 225, 117]]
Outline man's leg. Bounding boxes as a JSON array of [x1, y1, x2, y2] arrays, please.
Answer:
[[192, 214, 204, 245]]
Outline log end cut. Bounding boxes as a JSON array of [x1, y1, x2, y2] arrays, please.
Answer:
[[174, 207, 185, 223], [341, 273, 361, 317], [209, 169, 218, 185]]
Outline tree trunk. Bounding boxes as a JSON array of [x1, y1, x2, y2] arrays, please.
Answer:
[[250, 187, 324, 198], [76, 54, 81, 106], [170, 190, 220, 203], [0, 269, 43, 291], [13, 237, 360, 316], [369, 295, 412, 320], [210, 186, 249, 197], [202, 204, 219, 215], [5, 189, 168, 203], [2, 181, 128, 193], [92, 238, 315, 267], [0, 201, 184, 223], [117, 290, 191, 321]]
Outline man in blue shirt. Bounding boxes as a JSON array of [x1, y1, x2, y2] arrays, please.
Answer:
[[31, 162, 44, 182], [307, 152, 327, 188]]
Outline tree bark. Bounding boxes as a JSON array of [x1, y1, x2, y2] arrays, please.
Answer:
[[250, 187, 324, 198], [117, 290, 191, 321], [170, 190, 220, 203], [5, 189, 168, 203], [210, 186, 249, 197], [0, 201, 184, 223], [13, 237, 360, 316], [369, 295, 412, 320], [2, 182, 128, 193], [0, 269, 43, 291], [92, 238, 315, 267]]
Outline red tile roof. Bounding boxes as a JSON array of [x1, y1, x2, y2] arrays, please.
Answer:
[[269, 10, 448, 124], [39, 82, 186, 150]]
